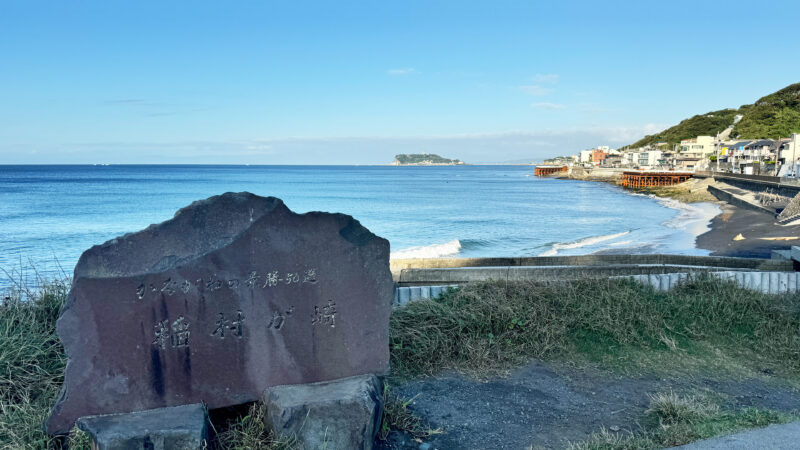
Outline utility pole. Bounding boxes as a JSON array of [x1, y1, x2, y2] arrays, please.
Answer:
[[792, 133, 798, 177]]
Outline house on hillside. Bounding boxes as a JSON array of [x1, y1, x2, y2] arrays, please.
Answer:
[[680, 136, 715, 158], [721, 139, 778, 174]]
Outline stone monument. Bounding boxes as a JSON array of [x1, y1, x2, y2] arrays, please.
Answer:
[[46, 192, 393, 436]]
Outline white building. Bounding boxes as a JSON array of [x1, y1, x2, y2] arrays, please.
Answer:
[[621, 150, 663, 168], [579, 150, 593, 163], [637, 150, 663, 167], [779, 134, 800, 163], [680, 136, 715, 157], [778, 134, 800, 177]]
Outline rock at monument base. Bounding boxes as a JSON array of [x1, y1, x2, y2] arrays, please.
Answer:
[[76, 403, 209, 450], [263, 375, 383, 450]]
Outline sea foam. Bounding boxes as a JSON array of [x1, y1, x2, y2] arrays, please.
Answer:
[[539, 231, 631, 257], [391, 239, 462, 259]]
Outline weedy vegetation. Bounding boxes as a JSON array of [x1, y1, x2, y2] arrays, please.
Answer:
[[211, 403, 295, 450], [389, 277, 800, 379], [379, 385, 442, 441], [0, 278, 70, 449], [568, 390, 797, 449], [3, 276, 800, 448]]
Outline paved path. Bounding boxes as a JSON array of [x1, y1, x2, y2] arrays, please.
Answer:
[[673, 422, 800, 449]]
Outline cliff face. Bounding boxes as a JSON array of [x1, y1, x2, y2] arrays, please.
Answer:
[[392, 153, 464, 165], [627, 82, 800, 148]]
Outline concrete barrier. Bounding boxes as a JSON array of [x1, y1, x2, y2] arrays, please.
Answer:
[[393, 285, 459, 307], [392, 269, 799, 308], [395, 264, 781, 286], [390, 254, 792, 280], [707, 185, 777, 216], [619, 271, 799, 294]]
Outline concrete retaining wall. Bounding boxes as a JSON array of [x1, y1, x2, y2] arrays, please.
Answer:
[[713, 174, 800, 198], [393, 285, 458, 307], [707, 185, 777, 216], [390, 254, 791, 278], [395, 264, 789, 286], [392, 271, 799, 308], [619, 271, 799, 294]]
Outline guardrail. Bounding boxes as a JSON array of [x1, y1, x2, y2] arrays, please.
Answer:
[[710, 172, 800, 187]]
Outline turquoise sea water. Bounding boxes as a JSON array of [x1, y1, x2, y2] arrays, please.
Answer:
[[0, 165, 719, 287]]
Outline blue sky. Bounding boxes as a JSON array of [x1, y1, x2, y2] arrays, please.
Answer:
[[1, 0, 798, 164]]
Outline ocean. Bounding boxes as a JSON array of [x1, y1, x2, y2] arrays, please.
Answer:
[[0, 165, 719, 288]]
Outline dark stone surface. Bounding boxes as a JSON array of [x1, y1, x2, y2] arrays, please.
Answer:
[[77, 403, 208, 450], [46, 192, 393, 435], [263, 374, 383, 450]]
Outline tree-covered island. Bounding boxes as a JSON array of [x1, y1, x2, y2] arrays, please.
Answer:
[[391, 153, 466, 165]]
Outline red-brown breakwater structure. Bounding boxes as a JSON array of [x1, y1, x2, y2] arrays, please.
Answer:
[[620, 171, 693, 188], [534, 165, 568, 176]]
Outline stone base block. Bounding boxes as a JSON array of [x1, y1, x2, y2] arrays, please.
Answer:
[[263, 374, 383, 450], [76, 403, 209, 450]]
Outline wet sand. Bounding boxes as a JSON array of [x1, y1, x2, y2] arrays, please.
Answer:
[[696, 203, 800, 258]]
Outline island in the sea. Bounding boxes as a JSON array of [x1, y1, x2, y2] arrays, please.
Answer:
[[391, 153, 466, 166]]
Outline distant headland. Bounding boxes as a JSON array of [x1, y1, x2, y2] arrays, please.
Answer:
[[391, 153, 466, 166]]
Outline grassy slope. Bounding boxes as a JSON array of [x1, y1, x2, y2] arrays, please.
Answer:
[[0, 281, 69, 449], [627, 82, 800, 148], [390, 279, 800, 379], [392, 279, 800, 448], [733, 84, 800, 139], [3, 278, 800, 448]]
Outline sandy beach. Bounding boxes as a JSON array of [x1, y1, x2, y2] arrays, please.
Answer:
[[697, 202, 800, 258], [565, 171, 800, 258]]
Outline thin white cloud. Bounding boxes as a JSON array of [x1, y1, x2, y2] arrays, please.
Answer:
[[520, 85, 551, 96], [532, 102, 566, 110], [531, 73, 559, 84], [10, 126, 668, 165], [387, 68, 417, 76]]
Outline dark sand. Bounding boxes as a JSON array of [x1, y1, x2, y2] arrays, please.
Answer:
[[378, 360, 800, 450], [696, 203, 800, 258]]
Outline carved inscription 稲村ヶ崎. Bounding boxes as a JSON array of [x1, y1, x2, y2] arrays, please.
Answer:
[[267, 306, 295, 330], [152, 316, 191, 350], [136, 268, 318, 300], [211, 311, 245, 339], [311, 300, 337, 328]]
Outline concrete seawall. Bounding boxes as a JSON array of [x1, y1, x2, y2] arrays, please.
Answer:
[[391, 255, 793, 285], [392, 271, 799, 307], [390, 251, 799, 306], [707, 185, 777, 215], [621, 271, 799, 294]]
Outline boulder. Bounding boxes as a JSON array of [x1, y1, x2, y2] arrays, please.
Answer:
[[46, 192, 393, 434], [76, 403, 208, 450], [263, 375, 383, 450]]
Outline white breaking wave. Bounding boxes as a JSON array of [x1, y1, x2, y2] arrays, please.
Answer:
[[658, 197, 720, 236], [539, 231, 630, 257], [622, 191, 721, 255], [391, 239, 462, 259]]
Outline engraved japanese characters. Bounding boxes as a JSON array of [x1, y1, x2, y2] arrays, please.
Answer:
[[47, 193, 392, 435]]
